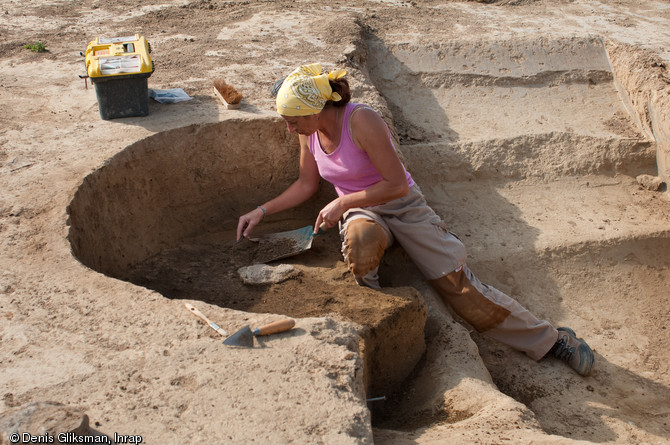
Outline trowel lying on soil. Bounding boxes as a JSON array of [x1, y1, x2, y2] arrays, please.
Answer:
[[254, 222, 328, 263], [223, 319, 296, 347]]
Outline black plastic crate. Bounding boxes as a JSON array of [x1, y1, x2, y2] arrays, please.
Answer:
[[91, 72, 151, 120]]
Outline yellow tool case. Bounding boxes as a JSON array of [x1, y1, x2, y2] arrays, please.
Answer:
[[85, 34, 153, 78], [84, 35, 154, 119]]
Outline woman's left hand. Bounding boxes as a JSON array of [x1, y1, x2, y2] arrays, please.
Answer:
[[315, 197, 345, 232]]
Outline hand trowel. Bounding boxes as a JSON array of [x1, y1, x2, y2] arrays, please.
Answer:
[[223, 318, 295, 347]]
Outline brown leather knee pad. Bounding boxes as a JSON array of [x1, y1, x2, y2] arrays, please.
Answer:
[[429, 268, 511, 332], [344, 218, 388, 277]]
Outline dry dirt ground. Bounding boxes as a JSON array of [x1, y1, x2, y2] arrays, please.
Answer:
[[3, 0, 670, 444]]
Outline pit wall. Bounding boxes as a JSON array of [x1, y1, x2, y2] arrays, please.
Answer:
[[605, 40, 670, 187], [66, 116, 427, 400], [67, 117, 333, 279]]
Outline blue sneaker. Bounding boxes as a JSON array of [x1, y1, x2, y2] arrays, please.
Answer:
[[548, 327, 595, 376]]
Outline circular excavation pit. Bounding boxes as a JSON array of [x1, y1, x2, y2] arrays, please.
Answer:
[[66, 35, 670, 442], [66, 117, 428, 401]]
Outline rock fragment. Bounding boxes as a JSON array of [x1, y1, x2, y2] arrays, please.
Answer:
[[238, 264, 300, 285], [0, 401, 90, 444], [636, 174, 665, 191]]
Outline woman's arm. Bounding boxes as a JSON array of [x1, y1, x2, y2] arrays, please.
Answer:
[[236, 134, 321, 240], [315, 108, 410, 229]]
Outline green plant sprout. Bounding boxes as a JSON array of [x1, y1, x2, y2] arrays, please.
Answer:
[[24, 41, 48, 52]]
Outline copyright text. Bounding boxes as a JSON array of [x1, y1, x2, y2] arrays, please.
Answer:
[[8, 432, 143, 444]]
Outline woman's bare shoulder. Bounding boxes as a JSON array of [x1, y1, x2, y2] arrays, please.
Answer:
[[351, 105, 387, 136]]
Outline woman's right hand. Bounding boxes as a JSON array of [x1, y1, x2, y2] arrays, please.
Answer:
[[236, 207, 265, 241], [235, 135, 320, 241]]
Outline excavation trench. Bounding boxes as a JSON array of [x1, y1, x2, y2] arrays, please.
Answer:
[[67, 36, 669, 435], [362, 34, 670, 437]]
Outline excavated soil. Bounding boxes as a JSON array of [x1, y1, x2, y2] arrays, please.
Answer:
[[3, 0, 670, 444]]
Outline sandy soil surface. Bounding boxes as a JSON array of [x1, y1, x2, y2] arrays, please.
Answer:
[[2, 0, 670, 444]]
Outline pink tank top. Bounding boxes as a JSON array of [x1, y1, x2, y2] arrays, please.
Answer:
[[308, 103, 414, 197]]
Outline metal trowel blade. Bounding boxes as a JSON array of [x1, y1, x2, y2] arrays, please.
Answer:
[[222, 325, 253, 347], [258, 225, 317, 262]]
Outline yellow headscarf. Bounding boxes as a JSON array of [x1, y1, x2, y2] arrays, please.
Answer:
[[276, 63, 347, 116]]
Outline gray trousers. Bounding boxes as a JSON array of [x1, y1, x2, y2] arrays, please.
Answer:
[[338, 185, 558, 361]]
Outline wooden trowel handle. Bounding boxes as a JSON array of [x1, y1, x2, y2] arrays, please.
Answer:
[[253, 319, 295, 336], [315, 221, 328, 235]]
